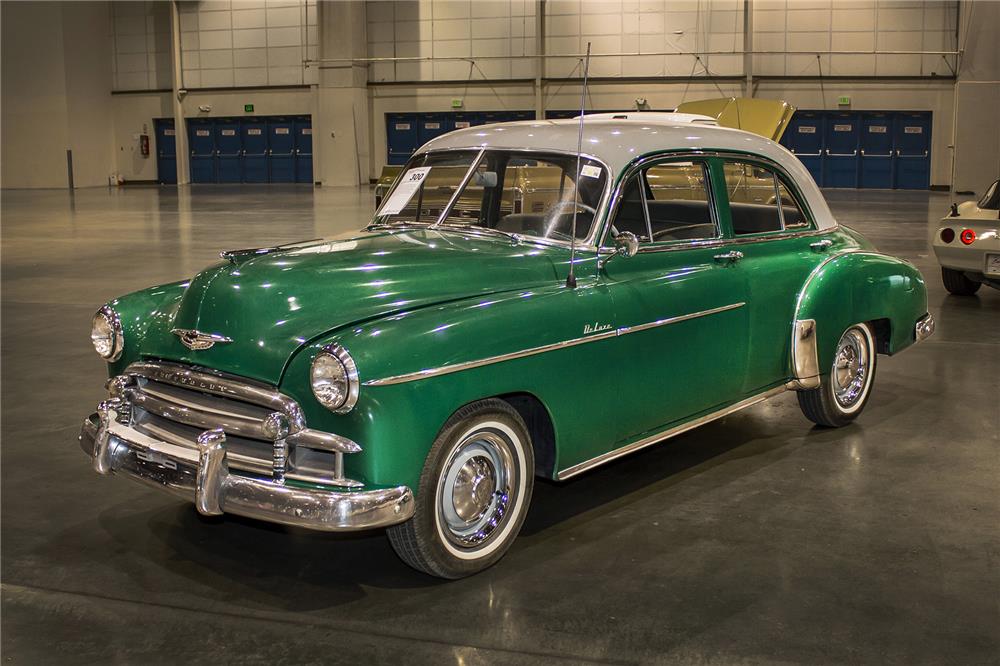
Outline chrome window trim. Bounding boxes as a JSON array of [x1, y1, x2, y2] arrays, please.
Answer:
[[429, 147, 487, 228], [556, 384, 788, 480], [597, 150, 824, 249], [372, 146, 614, 249], [364, 301, 745, 387]]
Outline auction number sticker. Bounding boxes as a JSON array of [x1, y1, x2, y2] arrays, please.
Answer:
[[581, 164, 602, 179], [378, 167, 432, 215]]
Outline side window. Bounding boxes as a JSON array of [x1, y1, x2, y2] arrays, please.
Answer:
[[723, 161, 811, 234], [777, 180, 808, 229], [610, 160, 719, 244], [723, 162, 782, 234]]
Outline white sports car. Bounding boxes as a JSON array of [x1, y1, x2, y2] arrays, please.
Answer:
[[932, 179, 1000, 294]]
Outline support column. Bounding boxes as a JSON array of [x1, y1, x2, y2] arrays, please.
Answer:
[[743, 0, 753, 97], [169, 1, 190, 185], [316, 0, 369, 187], [535, 0, 546, 120]]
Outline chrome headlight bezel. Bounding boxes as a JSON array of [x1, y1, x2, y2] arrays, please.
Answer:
[[310, 343, 360, 414], [91, 305, 124, 362]]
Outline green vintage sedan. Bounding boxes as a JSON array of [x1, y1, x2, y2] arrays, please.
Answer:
[[81, 114, 934, 578]]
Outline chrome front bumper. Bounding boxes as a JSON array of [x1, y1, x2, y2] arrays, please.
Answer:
[[79, 407, 414, 531], [915, 313, 936, 342]]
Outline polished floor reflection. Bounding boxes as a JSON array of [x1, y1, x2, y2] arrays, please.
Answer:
[[2, 185, 998, 664]]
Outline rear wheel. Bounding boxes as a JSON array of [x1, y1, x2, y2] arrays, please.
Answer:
[[941, 267, 981, 295], [798, 323, 877, 428], [387, 399, 534, 579]]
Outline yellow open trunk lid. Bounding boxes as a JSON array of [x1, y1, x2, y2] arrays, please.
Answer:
[[675, 97, 796, 142]]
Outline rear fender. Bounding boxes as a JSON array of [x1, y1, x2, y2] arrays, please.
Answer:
[[791, 251, 928, 387]]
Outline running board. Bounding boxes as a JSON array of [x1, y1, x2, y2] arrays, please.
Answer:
[[555, 385, 788, 480]]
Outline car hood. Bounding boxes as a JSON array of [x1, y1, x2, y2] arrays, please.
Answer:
[[141, 229, 562, 384]]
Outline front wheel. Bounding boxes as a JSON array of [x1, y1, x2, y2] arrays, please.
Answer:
[[387, 399, 534, 578], [797, 323, 877, 428]]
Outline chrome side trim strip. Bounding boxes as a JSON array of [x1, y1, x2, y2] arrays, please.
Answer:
[[556, 385, 788, 480], [365, 301, 745, 386]]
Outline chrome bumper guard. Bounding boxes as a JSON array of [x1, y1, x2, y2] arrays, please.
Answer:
[[915, 313, 935, 342], [79, 405, 414, 531]]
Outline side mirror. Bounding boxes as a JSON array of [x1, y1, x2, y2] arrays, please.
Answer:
[[614, 231, 639, 258], [472, 171, 498, 188], [600, 231, 639, 269]]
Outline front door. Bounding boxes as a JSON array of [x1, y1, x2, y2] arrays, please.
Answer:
[[601, 157, 749, 443], [215, 119, 242, 183]]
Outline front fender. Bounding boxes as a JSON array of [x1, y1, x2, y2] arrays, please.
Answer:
[[105, 281, 190, 375], [794, 251, 928, 376], [278, 272, 619, 491]]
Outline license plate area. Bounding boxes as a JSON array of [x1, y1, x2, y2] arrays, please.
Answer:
[[986, 253, 1000, 277]]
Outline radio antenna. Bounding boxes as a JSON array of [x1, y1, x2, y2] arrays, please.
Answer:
[[566, 41, 591, 290]]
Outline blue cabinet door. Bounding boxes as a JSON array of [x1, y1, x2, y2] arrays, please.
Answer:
[[294, 117, 313, 183], [450, 112, 482, 130], [823, 112, 859, 188], [188, 119, 216, 183], [215, 119, 242, 183], [268, 119, 295, 183], [893, 112, 931, 190], [781, 111, 824, 185], [154, 118, 176, 184], [386, 113, 418, 165], [241, 120, 268, 183], [860, 113, 894, 189], [418, 113, 451, 149]]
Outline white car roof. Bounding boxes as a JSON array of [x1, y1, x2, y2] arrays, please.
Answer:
[[420, 119, 838, 231]]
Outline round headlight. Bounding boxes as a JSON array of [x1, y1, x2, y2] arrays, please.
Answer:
[[91, 306, 124, 361], [310, 344, 359, 413]]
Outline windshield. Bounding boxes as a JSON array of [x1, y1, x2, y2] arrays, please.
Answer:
[[372, 149, 609, 243], [978, 179, 998, 210]]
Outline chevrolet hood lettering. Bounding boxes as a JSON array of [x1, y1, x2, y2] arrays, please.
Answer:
[[172, 329, 234, 351]]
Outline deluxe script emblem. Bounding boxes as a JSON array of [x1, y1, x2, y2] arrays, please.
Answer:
[[171, 328, 234, 351], [583, 322, 613, 335]]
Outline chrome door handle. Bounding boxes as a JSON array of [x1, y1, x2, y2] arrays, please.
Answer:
[[713, 250, 744, 263], [810, 239, 834, 252]]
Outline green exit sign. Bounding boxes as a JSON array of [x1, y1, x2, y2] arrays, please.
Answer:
[[838, 96, 851, 106], [244, 104, 254, 113]]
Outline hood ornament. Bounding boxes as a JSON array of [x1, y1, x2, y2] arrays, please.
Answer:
[[171, 329, 233, 351]]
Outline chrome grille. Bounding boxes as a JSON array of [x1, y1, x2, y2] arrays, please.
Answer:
[[114, 361, 362, 488]]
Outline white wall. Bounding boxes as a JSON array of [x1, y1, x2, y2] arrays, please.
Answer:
[[1, 1, 114, 189], [112, 1, 172, 91]]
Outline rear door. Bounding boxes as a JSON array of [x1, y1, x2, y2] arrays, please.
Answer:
[[860, 112, 894, 189], [717, 157, 835, 393], [601, 158, 749, 443]]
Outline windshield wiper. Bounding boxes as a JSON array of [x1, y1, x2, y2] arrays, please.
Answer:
[[438, 223, 522, 246]]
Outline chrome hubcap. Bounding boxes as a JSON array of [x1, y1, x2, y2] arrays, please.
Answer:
[[833, 328, 869, 408], [438, 431, 515, 548]]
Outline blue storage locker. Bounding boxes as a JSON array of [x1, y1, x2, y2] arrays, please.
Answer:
[[781, 111, 824, 185], [294, 116, 313, 184], [154, 118, 177, 184], [451, 112, 482, 130], [268, 118, 296, 183], [386, 113, 419, 165], [823, 112, 859, 188], [241, 119, 268, 183], [859, 112, 894, 189], [893, 112, 931, 190], [418, 113, 452, 148], [215, 118, 242, 183], [188, 119, 216, 183]]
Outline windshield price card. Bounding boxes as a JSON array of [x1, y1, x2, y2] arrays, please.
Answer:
[[378, 167, 432, 215]]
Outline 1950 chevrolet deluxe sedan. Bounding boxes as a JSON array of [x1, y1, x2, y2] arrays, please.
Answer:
[[80, 114, 935, 578]]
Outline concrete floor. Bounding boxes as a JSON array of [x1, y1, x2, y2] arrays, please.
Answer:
[[2, 185, 998, 665]]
